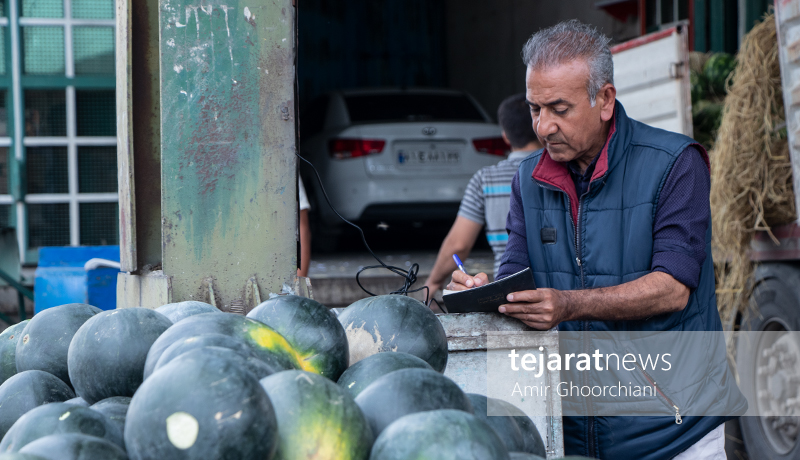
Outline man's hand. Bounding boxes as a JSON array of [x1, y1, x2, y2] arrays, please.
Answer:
[[498, 288, 572, 330], [446, 270, 489, 291], [423, 217, 483, 303], [496, 272, 690, 329]]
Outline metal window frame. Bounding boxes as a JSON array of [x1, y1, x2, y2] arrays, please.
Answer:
[[647, 0, 688, 29], [0, 0, 117, 263]]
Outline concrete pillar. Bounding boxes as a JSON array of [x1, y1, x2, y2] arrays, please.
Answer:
[[116, 0, 298, 311]]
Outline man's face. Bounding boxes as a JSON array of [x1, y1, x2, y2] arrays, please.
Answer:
[[526, 60, 613, 165]]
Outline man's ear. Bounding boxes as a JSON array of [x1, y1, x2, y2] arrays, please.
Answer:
[[597, 83, 617, 122]]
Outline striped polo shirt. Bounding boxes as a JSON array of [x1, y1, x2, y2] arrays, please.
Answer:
[[457, 150, 534, 275]]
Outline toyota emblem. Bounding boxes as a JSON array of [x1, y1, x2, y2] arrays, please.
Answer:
[[422, 127, 437, 136]]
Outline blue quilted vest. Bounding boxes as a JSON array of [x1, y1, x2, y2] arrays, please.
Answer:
[[517, 102, 746, 459]]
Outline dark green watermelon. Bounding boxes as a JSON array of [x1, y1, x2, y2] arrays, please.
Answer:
[[337, 352, 432, 398], [515, 413, 546, 456], [466, 394, 525, 453], [355, 368, 472, 437], [0, 371, 75, 438], [248, 295, 349, 380], [124, 347, 278, 460], [145, 332, 265, 379], [18, 433, 127, 460], [0, 402, 123, 452], [64, 397, 89, 407], [0, 453, 48, 459], [509, 454, 545, 460], [703, 52, 736, 96], [156, 347, 279, 380], [67, 307, 172, 404], [370, 409, 509, 460], [338, 295, 447, 372], [143, 312, 304, 378], [155, 301, 219, 323], [89, 397, 130, 447], [690, 71, 707, 104], [259, 370, 372, 459], [15, 304, 101, 387], [0, 321, 28, 386]]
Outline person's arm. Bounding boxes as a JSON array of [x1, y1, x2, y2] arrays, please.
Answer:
[[447, 171, 529, 291], [297, 176, 312, 278], [497, 272, 688, 329], [423, 216, 483, 295], [498, 146, 708, 329], [495, 171, 530, 279], [298, 208, 311, 277]]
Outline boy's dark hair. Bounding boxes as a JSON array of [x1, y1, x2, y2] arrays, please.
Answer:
[[497, 93, 537, 149]]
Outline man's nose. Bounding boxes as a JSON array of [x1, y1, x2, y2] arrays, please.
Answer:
[[536, 110, 558, 138]]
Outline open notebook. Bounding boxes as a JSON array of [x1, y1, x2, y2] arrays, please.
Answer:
[[441, 267, 536, 313]]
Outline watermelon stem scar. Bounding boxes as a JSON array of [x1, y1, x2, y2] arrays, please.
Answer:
[[166, 411, 199, 450]]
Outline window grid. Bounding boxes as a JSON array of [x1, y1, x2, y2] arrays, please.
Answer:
[[8, 0, 117, 262], [22, 87, 117, 248], [0, 16, 10, 221], [645, 0, 690, 33]]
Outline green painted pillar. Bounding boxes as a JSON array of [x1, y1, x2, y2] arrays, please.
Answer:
[[694, 0, 708, 52], [117, 0, 298, 311], [709, 0, 739, 54], [159, 0, 297, 310], [709, 0, 726, 52], [742, 0, 769, 35]]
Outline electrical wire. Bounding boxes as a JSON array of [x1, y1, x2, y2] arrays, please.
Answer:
[[296, 152, 440, 308]]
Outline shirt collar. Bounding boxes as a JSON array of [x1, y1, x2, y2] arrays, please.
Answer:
[[567, 151, 601, 180], [508, 150, 535, 161]]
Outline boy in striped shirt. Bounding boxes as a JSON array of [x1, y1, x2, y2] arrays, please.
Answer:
[[424, 93, 541, 303]]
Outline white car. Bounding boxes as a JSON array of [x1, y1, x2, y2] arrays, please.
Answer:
[[299, 88, 508, 247]]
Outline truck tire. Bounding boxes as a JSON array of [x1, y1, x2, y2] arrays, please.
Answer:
[[737, 263, 800, 459]]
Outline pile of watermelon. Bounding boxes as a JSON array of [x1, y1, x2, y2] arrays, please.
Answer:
[[0, 295, 581, 460]]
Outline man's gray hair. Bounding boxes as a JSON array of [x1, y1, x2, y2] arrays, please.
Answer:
[[521, 20, 613, 107]]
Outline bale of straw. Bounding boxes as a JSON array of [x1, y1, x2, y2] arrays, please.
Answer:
[[710, 13, 795, 327]]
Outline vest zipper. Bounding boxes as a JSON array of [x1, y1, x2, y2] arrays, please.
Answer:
[[633, 360, 682, 424], [534, 179, 596, 456], [576, 194, 595, 457], [535, 181, 583, 274], [576, 197, 585, 286]]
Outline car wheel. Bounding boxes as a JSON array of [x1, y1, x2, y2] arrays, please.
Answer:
[[738, 264, 800, 459]]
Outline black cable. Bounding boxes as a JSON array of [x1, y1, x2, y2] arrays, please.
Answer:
[[296, 153, 437, 306]]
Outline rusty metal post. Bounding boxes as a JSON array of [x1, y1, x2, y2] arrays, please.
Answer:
[[117, 0, 297, 310]]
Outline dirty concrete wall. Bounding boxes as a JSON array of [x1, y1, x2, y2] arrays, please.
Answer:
[[297, 0, 447, 108], [296, 1, 638, 124], [445, 0, 639, 117]]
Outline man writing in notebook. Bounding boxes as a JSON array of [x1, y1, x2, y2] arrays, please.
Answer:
[[446, 20, 745, 460], [423, 93, 540, 303]]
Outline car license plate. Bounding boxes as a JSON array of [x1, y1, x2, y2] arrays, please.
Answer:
[[397, 149, 460, 165]]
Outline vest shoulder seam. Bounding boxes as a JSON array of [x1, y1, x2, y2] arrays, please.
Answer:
[[627, 120, 694, 157]]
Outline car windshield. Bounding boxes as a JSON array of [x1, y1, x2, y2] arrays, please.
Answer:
[[344, 93, 486, 123]]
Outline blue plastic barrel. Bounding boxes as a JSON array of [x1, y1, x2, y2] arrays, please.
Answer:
[[33, 246, 120, 313]]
